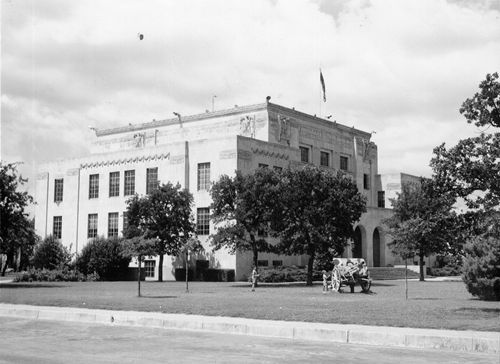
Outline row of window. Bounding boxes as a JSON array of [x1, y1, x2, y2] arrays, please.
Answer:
[[299, 146, 349, 171], [53, 163, 211, 203], [257, 259, 283, 267], [89, 168, 156, 199], [52, 207, 211, 240]]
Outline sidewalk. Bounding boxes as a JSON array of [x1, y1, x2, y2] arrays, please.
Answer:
[[0, 303, 497, 354]]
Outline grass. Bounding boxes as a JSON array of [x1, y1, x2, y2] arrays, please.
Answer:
[[0, 279, 498, 332]]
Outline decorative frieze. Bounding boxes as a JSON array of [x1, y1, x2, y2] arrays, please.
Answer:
[[80, 152, 171, 169], [238, 150, 252, 160], [251, 147, 289, 160]]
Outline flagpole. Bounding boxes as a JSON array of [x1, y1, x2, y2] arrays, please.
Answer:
[[319, 67, 322, 118]]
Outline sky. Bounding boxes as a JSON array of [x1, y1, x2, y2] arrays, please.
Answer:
[[1, 0, 500, 196]]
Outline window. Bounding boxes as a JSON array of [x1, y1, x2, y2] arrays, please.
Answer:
[[299, 146, 309, 163], [273, 166, 282, 172], [320, 151, 330, 167], [146, 167, 158, 194], [89, 174, 99, 199], [124, 170, 135, 196], [196, 208, 210, 235], [378, 191, 386, 208], [144, 260, 156, 278], [340, 156, 349, 171], [88, 214, 98, 238], [258, 163, 268, 168], [109, 172, 120, 197], [53, 216, 62, 239], [257, 260, 269, 267], [108, 212, 119, 238], [122, 212, 128, 234], [363, 174, 370, 190], [197, 163, 211, 191], [272, 260, 283, 267], [54, 179, 64, 203]]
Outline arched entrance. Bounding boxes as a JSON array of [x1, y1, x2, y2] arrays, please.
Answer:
[[352, 226, 363, 258], [373, 228, 381, 267]]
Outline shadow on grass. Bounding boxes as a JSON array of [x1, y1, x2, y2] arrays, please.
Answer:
[[455, 307, 500, 314], [140, 295, 178, 299], [370, 282, 397, 287], [0, 283, 68, 289]]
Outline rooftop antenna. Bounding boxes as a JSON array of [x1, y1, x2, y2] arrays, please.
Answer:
[[173, 112, 182, 128], [212, 95, 217, 112]]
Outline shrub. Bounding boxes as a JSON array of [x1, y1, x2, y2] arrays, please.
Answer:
[[462, 236, 500, 301], [258, 266, 322, 283], [76, 237, 131, 280], [14, 268, 86, 282], [31, 236, 71, 270]]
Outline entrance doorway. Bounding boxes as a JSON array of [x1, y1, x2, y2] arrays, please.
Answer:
[[373, 228, 381, 267]]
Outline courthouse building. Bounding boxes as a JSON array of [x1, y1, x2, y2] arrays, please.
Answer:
[[34, 101, 398, 281]]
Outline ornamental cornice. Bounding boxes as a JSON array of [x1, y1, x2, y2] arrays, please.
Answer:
[[80, 152, 171, 169]]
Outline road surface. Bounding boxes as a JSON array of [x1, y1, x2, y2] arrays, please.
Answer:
[[0, 317, 496, 364]]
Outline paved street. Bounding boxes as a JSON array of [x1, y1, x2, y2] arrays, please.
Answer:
[[0, 317, 496, 364]]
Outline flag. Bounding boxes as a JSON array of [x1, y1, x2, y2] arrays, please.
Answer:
[[320, 69, 326, 102]]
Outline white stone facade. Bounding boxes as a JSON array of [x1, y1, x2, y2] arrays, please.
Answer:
[[35, 102, 398, 280]]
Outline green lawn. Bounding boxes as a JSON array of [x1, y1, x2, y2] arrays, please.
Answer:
[[0, 280, 498, 332]]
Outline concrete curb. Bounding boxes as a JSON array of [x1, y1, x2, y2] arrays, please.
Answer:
[[0, 303, 498, 354]]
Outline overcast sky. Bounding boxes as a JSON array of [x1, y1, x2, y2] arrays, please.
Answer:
[[2, 0, 500, 194]]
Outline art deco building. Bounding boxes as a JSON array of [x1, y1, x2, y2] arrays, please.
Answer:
[[35, 101, 396, 280]]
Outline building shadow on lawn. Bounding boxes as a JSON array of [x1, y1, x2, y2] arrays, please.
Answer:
[[0, 283, 68, 289]]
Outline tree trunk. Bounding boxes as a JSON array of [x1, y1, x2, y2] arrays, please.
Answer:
[[185, 251, 189, 293], [251, 235, 258, 288], [419, 253, 425, 282], [306, 250, 315, 286], [137, 256, 142, 297], [250, 235, 258, 269], [158, 254, 164, 282], [1, 255, 8, 277], [405, 257, 408, 300]]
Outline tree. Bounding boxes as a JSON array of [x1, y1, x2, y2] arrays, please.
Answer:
[[76, 237, 131, 280], [0, 162, 37, 275], [121, 237, 157, 297], [273, 166, 366, 286], [124, 182, 195, 282], [431, 72, 500, 212], [32, 235, 72, 270], [210, 168, 280, 271], [384, 179, 456, 281]]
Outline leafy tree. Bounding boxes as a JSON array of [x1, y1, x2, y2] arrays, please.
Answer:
[[431, 72, 500, 212], [76, 236, 131, 280], [32, 235, 72, 270], [273, 166, 366, 286], [384, 179, 456, 281], [121, 237, 157, 297], [124, 182, 195, 282], [210, 168, 280, 271], [0, 162, 37, 275]]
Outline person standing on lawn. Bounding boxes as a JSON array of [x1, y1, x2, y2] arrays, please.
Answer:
[[251, 267, 259, 291], [322, 270, 329, 294]]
